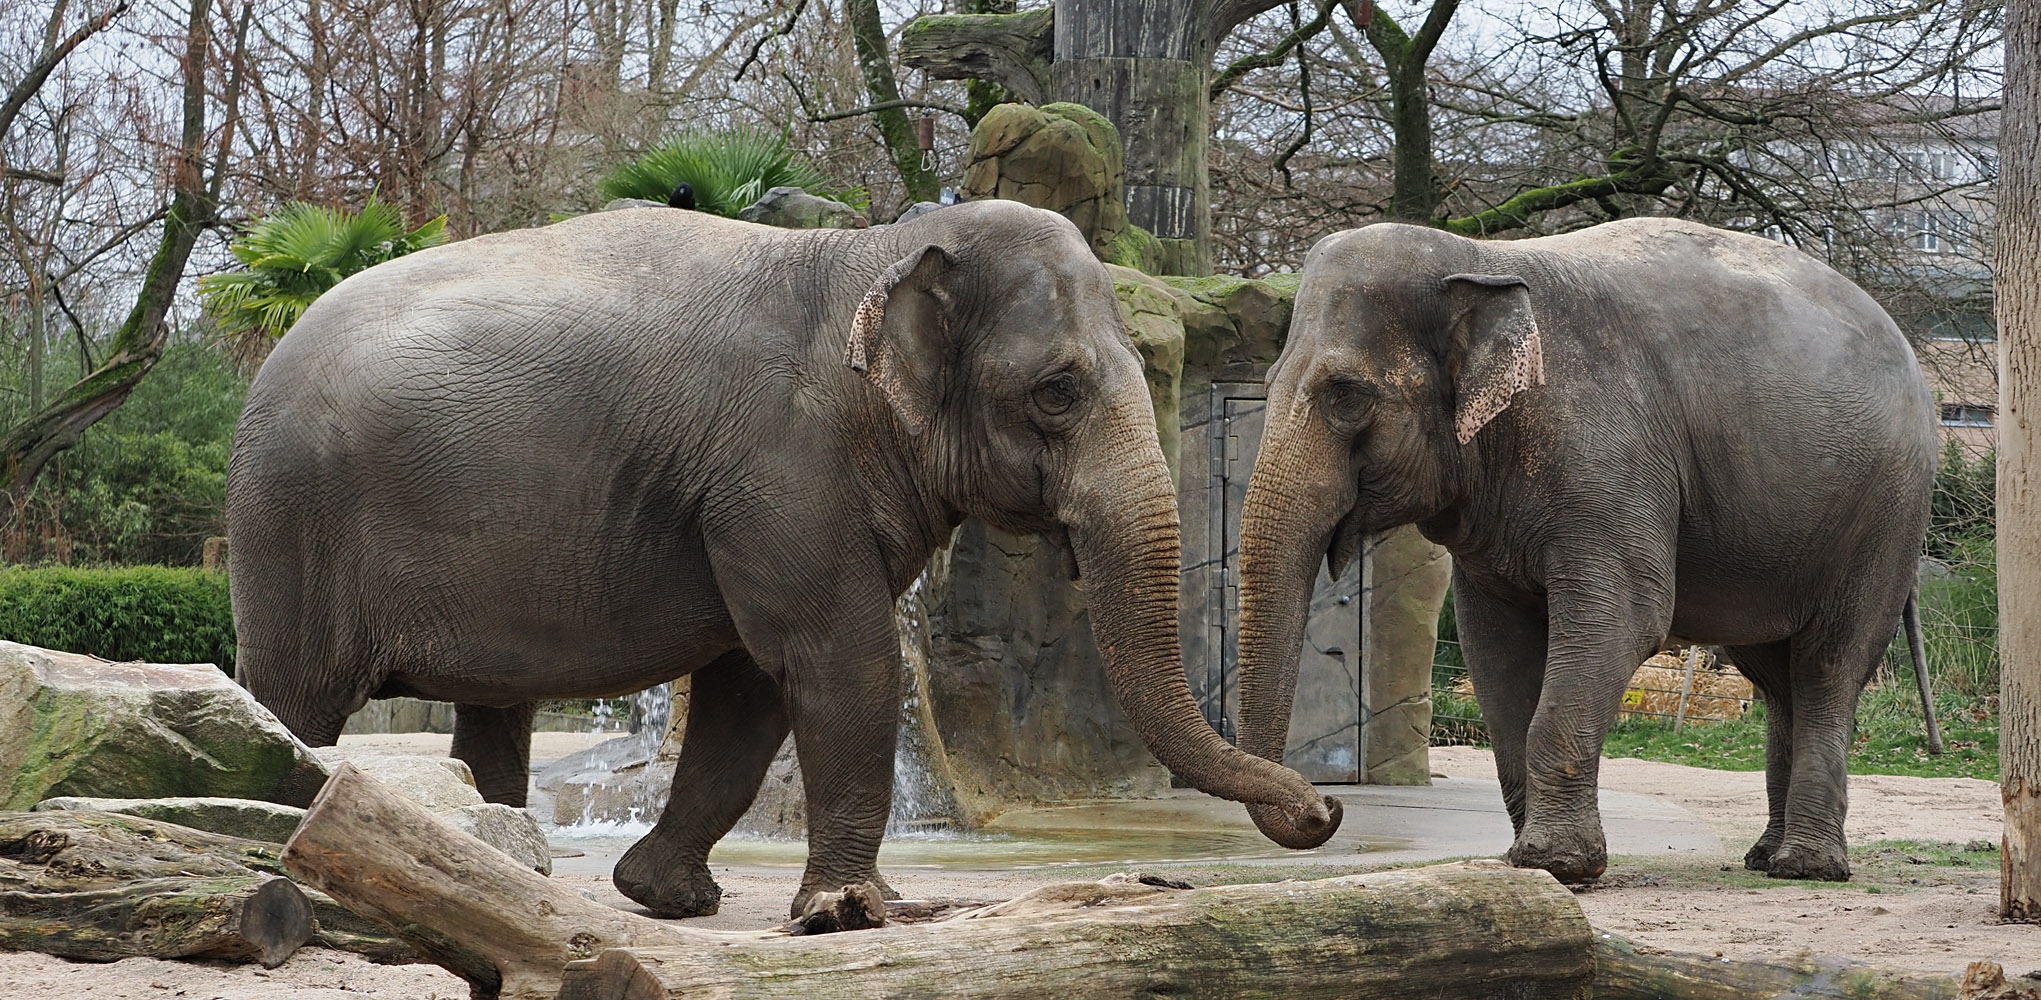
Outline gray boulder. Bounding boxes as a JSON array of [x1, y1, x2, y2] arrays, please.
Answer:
[[310, 746, 551, 873], [736, 186, 867, 230], [601, 197, 668, 211], [0, 641, 330, 810], [33, 796, 306, 843]]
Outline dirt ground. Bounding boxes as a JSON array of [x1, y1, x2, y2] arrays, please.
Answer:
[[2, 746, 2032, 996]]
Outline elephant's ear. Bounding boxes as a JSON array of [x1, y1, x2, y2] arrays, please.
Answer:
[[846, 244, 956, 436], [1442, 272, 1544, 445]]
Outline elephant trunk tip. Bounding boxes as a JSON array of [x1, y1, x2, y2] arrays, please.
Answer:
[[1246, 794, 1344, 850]]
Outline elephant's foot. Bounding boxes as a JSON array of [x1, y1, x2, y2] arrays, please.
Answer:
[[1743, 835, 1781, 872], [614, 847, 723, 918], [1763, 844, 1850, 882], [791, 869, 899, 920], [1506, 828, 1607, 884]]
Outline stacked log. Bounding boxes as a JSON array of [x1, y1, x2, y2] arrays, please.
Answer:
[[0, 811, 312, 967]]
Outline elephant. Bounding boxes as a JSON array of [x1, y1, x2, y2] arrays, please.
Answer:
[[227, 200, 1335, 918], [1233, 217, 1934, 884]]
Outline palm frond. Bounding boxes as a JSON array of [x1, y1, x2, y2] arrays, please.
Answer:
[[598, 127, 867, 217], [198, 194, 449, 345]]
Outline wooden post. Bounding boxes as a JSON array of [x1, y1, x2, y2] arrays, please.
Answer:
[[1674, 646, 1699, 731]]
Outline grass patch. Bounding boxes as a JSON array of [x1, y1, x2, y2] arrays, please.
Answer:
[[1597, 691, 1996, 781]]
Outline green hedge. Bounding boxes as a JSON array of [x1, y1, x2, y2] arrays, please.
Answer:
[[0, 566, 235, 674]]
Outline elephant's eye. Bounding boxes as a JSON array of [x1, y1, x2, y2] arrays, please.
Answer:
[[1033, 372, 1081, 415], [1323, 381, 1375, 428]]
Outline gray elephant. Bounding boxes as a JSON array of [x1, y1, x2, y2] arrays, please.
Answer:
[[227, 200, 1334, 918], [1234, 218, 1933, 883]]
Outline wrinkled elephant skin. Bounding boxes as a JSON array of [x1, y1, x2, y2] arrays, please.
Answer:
[[1235, 219, 1934, 883], [228, 202, 1328, 919]]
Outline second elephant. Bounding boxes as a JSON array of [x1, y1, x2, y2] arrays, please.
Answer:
[[1234, 218, 1934, 883]]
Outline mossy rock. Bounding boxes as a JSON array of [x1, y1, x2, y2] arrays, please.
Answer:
[[0, 642, 329, 811], [1107, 264, 1186, 480], [1159, 273, 1298, 369], [962, 102, 1130, 263]]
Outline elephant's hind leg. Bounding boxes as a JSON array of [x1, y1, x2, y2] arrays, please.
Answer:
[[1724, 641, 1792, 872], [614, 651, 789, 918], [1764, 610, 1895, 883], [452, 702, 539, 806]]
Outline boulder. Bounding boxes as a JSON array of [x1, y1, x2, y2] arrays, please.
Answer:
[[309, 745, 551, 874], [959, 102, 1159, 271], [0, 641, 329, 811], [445, 803, 553, 873], [33, 796, 306, 843], [736, 187, 868, 229], [601, 197, 668, 211], [891, 200, 947, 224]]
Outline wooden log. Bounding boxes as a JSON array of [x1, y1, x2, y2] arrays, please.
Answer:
[[1591, 934, 1965, 1000], [0, 809, 313, 966], [281, 763, 700, 1000], [0, 875, 310, 967], [555, 863, 1597, 1000]]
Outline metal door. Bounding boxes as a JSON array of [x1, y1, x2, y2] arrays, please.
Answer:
[[1207, 383, 1363, 782]]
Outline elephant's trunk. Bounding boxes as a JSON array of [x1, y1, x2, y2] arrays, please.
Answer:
[[1062, 397, 1340, 845], [1234, 393, 1349, 849]]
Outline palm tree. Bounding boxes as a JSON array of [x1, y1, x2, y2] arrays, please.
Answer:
[[198, 196, 447, 365], [598, 127, 866, 218]]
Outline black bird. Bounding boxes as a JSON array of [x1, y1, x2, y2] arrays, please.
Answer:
[[667, 182, 696, 210]]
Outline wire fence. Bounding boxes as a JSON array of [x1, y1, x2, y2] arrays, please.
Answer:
[[1427, 617, 2002, 749]]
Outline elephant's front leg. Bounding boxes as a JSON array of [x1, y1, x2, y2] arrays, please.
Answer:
[[785, 615, 904, 917], [613, 651, 789, 918], [1510, 579, 1671, 883], [1453, 576, 1549, 835]]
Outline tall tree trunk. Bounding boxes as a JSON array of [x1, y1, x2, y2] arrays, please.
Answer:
[[847, 0, 939, 208], [1053, 0, 1213, 274], [0, 0, 218, 517], [1352, 0, 1458, 223], [1998, 0, 2041, 924]]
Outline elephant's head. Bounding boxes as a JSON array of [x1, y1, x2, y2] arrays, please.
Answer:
[[847, 200, 1337, 842], [1237, 223, 1543, 846]]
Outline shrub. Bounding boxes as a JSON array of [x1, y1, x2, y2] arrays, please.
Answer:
[[8, 340, 249, 566], [0, 566, 235, 673], [597, 127, 867, 217]]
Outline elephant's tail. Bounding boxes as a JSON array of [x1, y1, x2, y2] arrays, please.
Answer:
[[1902, 588, 1945, 754]]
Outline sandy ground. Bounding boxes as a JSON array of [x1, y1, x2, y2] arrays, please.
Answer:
[[2, 739, 2032, 996]]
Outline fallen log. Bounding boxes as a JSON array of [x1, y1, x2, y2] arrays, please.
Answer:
[[0, 875, 309, 967], [282, 763, 697, 999], [1591, 933, 1965, 1000], [554, 863, 1597, 1000], [0, 810, 312, 966]]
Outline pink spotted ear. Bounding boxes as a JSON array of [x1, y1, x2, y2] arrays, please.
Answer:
[[1443, 273, 1544, 445], [845, 244, 955, 435]]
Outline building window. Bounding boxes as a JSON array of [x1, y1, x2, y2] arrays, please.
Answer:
[[1912, 212, 1944, 253], [1941, 403, 1994, 428]]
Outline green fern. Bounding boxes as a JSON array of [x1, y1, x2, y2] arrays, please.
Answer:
[[198, 195, 448, 343], [598, 127, 866, 217]]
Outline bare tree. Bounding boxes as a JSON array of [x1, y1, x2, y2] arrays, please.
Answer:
[[1998, 0, 2040, 924], [0, 0, 246, 520]]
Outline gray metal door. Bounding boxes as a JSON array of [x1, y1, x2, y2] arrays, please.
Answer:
[[1207, 383, 1363, 782]]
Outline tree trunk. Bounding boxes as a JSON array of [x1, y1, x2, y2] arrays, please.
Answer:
[[0, 0, 216, 516], [1999, 0, 2041, 924], [0, 811, 312, 967], [556, 863, 1594, 1000], [1053, 0, 1212, 274], [281, 764, 697, 1000], [846, 0, 940, 207]]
